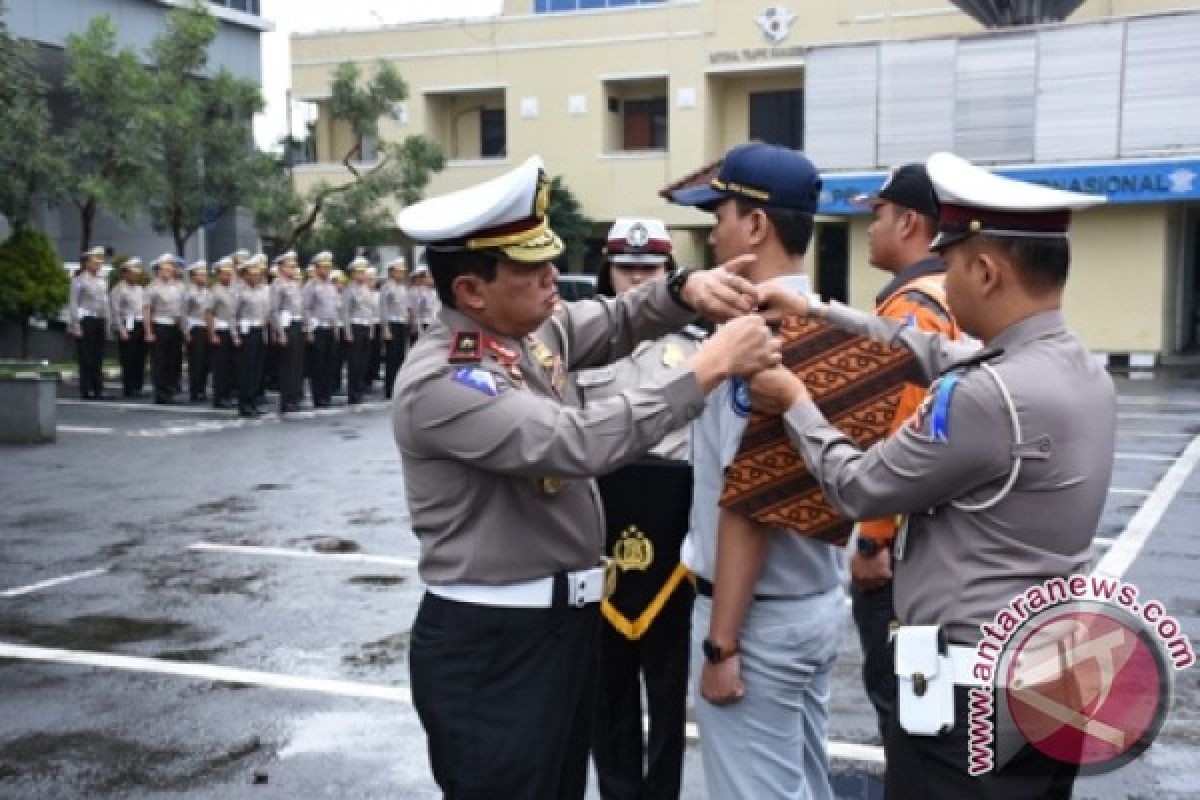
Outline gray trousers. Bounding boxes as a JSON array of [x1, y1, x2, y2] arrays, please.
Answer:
[[691, 589, 842, 800]]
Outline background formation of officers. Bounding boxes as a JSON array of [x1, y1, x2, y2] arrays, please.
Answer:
[[67, 247, 442, 416]]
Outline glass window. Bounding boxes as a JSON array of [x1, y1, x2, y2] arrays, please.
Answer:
[[622, 97, 667, 151], [749, 89, 804, 151], [480, 109, 506, 158]]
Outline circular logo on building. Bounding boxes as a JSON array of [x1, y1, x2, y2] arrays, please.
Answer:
[[1002, 601, 1172, 774], [755, 6, 796, 44]]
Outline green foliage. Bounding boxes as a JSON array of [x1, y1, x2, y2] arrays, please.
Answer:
[[0, 229, 69, 324], [63, 15, 159, 250], [0, 1, 67, 229], [547, 175, 593, 261], [329, 60, 409, 144]]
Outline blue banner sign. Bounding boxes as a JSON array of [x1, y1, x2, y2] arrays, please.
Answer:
[[819, 158, 1200, 215]]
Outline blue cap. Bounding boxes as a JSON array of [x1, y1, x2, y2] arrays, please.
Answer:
[[671, 142, 822, 214]]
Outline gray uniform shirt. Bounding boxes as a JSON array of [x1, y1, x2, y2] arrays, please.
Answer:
[[68, 271, 109, 332], [303, 279, 341, 333], [143, 281, 185, 323], [209, 284, 238, 331], [269, 277, 304, 330], [235, 285, 270, 330], [392, 278, 705, 586], [785, 303, 1116, 645], [380, 281, 410, 324], [183, 285, 212, 329], [108, 282, 143, 335], [342, 285, 380, 331]]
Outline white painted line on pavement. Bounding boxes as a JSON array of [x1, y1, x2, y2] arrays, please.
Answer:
[[1118, 398, 1200, 410], [1116, 431, 1193, 439], [1114, 452, 1178, 462], [0, 567, 108, 598], [1118, 412, 1199, 422], [57, 425, 116, 435], [1093, 537, 1115, 548], [188, 542, 418, 569], [1094, 435, 1200, 580], [57, 399, 228, 415], [1108, 487, 1150, 497], [0, 642, 412, 702]]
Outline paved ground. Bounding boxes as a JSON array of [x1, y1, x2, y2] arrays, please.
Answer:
[[0, 370, 1197, 799]]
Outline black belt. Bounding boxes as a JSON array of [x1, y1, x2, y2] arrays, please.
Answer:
[[694, 576, 812, 603]]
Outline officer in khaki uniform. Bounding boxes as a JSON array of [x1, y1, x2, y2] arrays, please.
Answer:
[[393, 156, 782, 800], [303, 252, 341, 407], [142, 254, 186, 404], [234, 257, 270, 418], [206, 258, 239, 409], [379, 258, 412, 398], [109, 258, 147, 398], [342, 257, 379, 405], [751, 152, 1116, 800], [183, 260, 212, 402], [69, 246, 111, 400], [270, 250, 306, 413], [578, 219, 702, 800]]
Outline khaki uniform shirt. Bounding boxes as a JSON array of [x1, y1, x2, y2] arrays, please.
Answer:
[[108, 282, 143, 336], [393, 279, 705, 586], [303, 279, 341, 333], [380, 281, 410, 324], [235, 284, 270, 331], [209, 285, 238, 332], [143, 281, 185, 324], [784, 304, 1116, 644], [68, 271, 109, 333], [342, 285, 380, 335], [269, 277, 304, 330], [183, 285, 212, 330]]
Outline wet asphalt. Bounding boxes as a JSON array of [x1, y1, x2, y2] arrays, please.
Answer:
[[0, 371, 1197, 799]]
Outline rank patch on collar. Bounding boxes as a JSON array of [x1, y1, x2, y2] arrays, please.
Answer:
[[448, 330, 482, 363], [451, 366, 497, 396]]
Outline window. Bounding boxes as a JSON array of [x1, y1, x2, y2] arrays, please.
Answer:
[[424, 89, 507, 161], [357, 133, 379, 164], [622, 98, 667, 150], [749, 89, 804, 151], [535, 0, 663, 12], [481, 109, 506, 158], [603, 76, 668, 153], [210, 0, 261, 14]]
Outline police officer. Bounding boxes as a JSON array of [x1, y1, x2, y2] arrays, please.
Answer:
[[303, 252, 341, 408], [331, 268, 349, 396], [69, 246, 110, 400], [379, 257, 412, 398], [342, 256, 379, 405], [270, 250, 306, 413], [851, 163, 962, 741], [580, 219, 702, 800], [393, 156, 781, 800], [751, 151, 1116, 799], [409, 265, 439, 342], [234, 257, 270, 418], [109, 258, 147, 398], [206, 258, 239, 409], [183, 260, 212, 402], [142, 254, 185, 405]]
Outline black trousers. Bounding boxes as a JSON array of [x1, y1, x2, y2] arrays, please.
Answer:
[[885, 685, 1079, 799], [347, 324, 374, 404], [151, 323, 182, 403], [211, 330, 237, 405], [276, 321, 305, 408], [367, 327, 382, 389], [116, 323, 147, 397], [186, 325, 210, 400], [384, 322, 409, 398], [309, 327, 337, 406], [410, 590, 598, 800], [76, 316, 107, 398], [852, 580, 898, 742], [236, 327, 266, 411], [593, 583, 693, 800]]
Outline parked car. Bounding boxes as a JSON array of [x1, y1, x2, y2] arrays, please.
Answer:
[[555, 273, 598, 303]]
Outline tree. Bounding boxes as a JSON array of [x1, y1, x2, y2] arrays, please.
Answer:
[[0, 228, 69, 357], [254, 60, 445, 256], [144, 1, 266, 256], [63, 16, 158, 252], [0, 0, 66, 231], [547, 175, 593, 263]]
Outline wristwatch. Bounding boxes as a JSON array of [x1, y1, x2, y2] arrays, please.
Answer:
[[666, 266, 698, 311], [702, 638, 739, 665]]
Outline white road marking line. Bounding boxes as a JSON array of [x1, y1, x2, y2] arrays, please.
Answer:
[[1118, 398, 1200, 410], [0, 642, 412, 701], [1114, 452, 1178, 462], [1095, 435, 1200, 580], [0, 567, 108, 598], [1117, 431, 1194, 439], [188, 542, 418, 569], [1118, 412, 1200, 422], [57, 425, 116, 435], [1108, 487, 1150, 497]]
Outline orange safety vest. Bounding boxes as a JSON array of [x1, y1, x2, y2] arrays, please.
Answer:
[[858, 274, 961, 543]]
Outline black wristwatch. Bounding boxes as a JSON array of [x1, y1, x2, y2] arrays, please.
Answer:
[[702, 638, 739, 665], [666, 266, 698, 311]]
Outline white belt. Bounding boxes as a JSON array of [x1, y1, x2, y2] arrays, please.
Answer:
[[78, 309, 95, 319], [948, 645, 986, 688], [153, 316, 177, 326], [351, 318, 375, 326], [388, 316, 407, 323], [428, 566, 608, 609], [187, 317, 205, 329], [312, 320, 337, 329], [212, 320, 230, 331]]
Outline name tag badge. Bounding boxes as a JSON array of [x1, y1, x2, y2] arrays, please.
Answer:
[[239, 320, 250, 335], [125, 316, 135, 332]]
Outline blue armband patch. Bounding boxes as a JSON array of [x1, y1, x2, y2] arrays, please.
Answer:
[[451, 367, 498, 397], [731, 378, 751, 418], [929, 372, 961, 443]]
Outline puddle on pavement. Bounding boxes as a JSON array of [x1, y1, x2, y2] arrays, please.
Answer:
[[5, 510, 84, 530], [0, 614, 205, 650], [138, 563, 269, 598], [343, 632, 411, 668], [346, 508, 394, 526], [252, 483, 289, 492], [290, 536, 361, 554], [186, 495, 257, 516], [347, 574, 407, 589]]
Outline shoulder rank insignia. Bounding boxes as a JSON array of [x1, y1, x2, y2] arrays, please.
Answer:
[[662, 341, 686, 368], [451, 366, 497, 397], [613, 526, 654, 572], [448, 330, 482, 363]]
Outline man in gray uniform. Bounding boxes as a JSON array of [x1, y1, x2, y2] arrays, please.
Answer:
[[342, 257, 379, 405], [234, 258, 270, 418], [751, 152, 1116, 799], [183, 260, 212, 402], [142, 255, 185, 405], [393, 156, 780, 800], [270, 250, 306, 413], [206, 258, 239, 409], [303, 252, 341, 407], [109, 259, 147, 398], [69, 246, 111, 400], [379, 258, 411, 398]]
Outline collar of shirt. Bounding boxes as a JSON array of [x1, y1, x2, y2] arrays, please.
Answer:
[[988, 309, 1067, 353], [438, 307, 523, 357], [874, 256, 946, 307]]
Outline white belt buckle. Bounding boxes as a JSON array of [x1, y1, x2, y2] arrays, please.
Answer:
[[568, 567, 604, 608]]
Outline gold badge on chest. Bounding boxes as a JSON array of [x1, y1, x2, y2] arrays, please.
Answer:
[[613, 526, 654, 571], [661, 341, 685, 368], [540, 476, 566, 496]]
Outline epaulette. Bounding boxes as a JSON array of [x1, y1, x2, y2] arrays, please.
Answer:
[[937, 346, 1004, 378]]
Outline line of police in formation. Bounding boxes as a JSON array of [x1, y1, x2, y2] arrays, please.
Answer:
[[67, 247, 441, 416]]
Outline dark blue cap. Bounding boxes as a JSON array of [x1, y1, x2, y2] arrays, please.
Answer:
[[671, 142, 822, 214]]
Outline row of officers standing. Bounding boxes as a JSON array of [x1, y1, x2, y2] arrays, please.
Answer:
[[67, 247, 441, 416]]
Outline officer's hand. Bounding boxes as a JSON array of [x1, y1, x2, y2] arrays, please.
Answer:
[[183, 332, 190, 346], [701, 656, 745, 706], [278, 332, 288, 346], [749, 365, 808, 413], [680, 255, 760, 322], [382, 330, 392, 342], [690, 315, 780, 391], [233, 337, 242, 348], [209, 333, 219, 346], [850, 547, 893, 591], [118, 331, 128, 342], [145, 332, 155, 344], [70, 328, 82, 339], [756, 282, 812, 327], [306, 332, 315, 344]]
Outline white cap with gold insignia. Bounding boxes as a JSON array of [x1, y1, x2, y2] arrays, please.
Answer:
[[396, 155, 564, 265], [926, 152, 1105, 251], [605, 218, 672, 264]]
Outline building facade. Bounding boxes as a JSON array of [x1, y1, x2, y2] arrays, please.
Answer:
[[291, 0, 1200, 361], [2, 0, 271, 263]]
